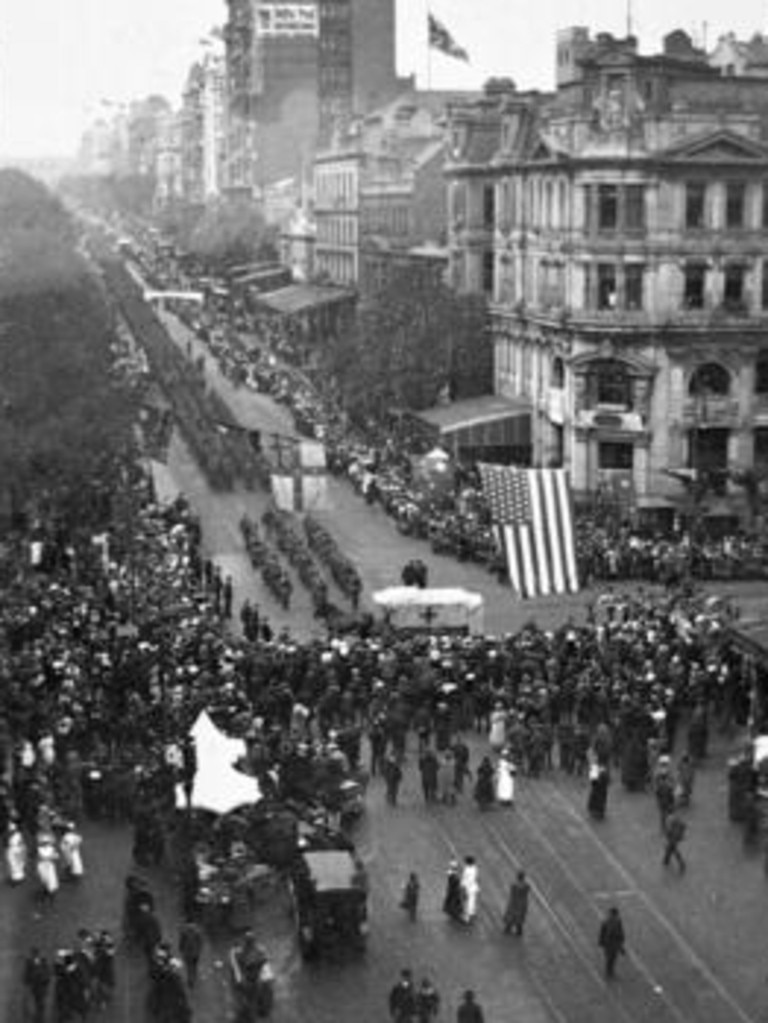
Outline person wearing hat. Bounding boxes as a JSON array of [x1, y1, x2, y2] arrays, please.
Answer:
[[442, 861, 463, 922], [389, 968, 417, 1022], [415, 977, 440, 1022], [23, 947, 51, 1023]]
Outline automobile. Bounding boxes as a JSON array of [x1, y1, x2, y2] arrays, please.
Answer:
[[289, 849, 368, 959]]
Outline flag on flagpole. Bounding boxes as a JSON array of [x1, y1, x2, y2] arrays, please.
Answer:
[[271, 439, 328, 512], [478, 464, 579, 599], [428, 12, 470, 63]]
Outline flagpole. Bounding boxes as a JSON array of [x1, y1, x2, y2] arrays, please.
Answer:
[[426, 0, 432, 91]]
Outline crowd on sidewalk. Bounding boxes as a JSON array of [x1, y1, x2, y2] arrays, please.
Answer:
[[2, 432, 759, 1016], [118, 223, 768, 591], [3, 217, 765, 1019]]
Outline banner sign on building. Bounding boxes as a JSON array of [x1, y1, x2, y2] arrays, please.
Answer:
[[256, 3, 319, 37]]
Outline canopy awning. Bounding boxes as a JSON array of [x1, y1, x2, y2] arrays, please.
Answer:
[[413, 394, 533, 435], [255, 283, 356, 317], [408, 395, 531, 457], [727, 619, 768, 664]]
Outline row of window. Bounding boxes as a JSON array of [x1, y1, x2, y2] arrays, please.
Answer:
[[504, 351, 768, 415], [319, 66, 351, 93], [315, 168, 357, 206], [456, 178, 768, 235], [317, 250, 355, 285], [595, 428, 768, 472], [491, 251, 768, 313], [360, 204, 410, 237], [317, 214, 356, 247]]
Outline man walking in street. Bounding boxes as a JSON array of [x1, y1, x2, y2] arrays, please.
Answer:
[[598, 906, 626, 979], [178, 919, 204, 988], [419, 747, 439, 804], [23, 947, 51, 1023], [383, 752, 403, 807], [415, 977, 440, 1022], [389, 968, 417, 1022], [663, 810, 687, 873], [456, 989, 485, 1023], [503, 869, 531, 936]]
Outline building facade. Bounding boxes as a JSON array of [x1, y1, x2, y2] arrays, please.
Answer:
[[315, 91, 473, 290], [223, 0, 402, 193], [445, 30, 768, 520], [180, 53, 227, 207]]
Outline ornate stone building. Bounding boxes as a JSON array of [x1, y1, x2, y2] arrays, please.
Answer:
[[445, 29, 768, 520]]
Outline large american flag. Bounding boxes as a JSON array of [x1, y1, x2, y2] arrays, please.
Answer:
[[478, 464, 579, 599]]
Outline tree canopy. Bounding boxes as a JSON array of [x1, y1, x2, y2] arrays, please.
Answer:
[[0, 169, 131, 526], [326, 265, 490, 419], [186, 198, 279, 269]]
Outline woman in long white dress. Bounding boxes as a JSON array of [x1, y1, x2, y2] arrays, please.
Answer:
[[488, 704, 507, 753], [460, 856, 480, 924], [36, 834, 59, 899], [60, 824, 84, 879], [495, 753, 516, 807], [5, 826, 27, 884]]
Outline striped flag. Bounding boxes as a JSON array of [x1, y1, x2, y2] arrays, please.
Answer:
[[478, 464, 579, 599]]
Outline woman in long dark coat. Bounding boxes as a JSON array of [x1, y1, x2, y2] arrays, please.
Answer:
[[442, 862, 463, 922], [474, 757, 495, 811], [587, 763, 610, 820]]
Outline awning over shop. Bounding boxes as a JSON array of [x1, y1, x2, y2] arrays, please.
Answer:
[[408, 395, 532, 458], [727, 618, 768, 664], [255, 283, 356, 317]]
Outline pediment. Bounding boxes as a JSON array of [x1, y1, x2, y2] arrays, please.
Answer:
[[660, 129, 768, 164], [527, 133, 566, 163]]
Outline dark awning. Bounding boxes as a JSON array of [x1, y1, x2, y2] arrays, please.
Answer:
[[727, 619, 768, 664], [409, 395, 532, 454], [255, 283, 356, 317], [414, 395, 532, 435]]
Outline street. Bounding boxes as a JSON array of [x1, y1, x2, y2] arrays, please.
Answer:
[[3, 303, 768, 1023]]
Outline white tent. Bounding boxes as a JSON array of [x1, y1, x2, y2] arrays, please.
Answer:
[[175, 711, 262, 814], [372, 587, 484, 634]]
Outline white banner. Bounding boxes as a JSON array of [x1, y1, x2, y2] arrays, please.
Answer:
[[256, 3, 319, 37]]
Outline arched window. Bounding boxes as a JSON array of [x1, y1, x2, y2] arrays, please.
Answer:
[[551, 356, 565, 389], [689, 362, 730, 396], [588, 359, 631, 407]]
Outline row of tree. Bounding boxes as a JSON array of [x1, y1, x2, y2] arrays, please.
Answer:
[[60, 175, 279, 272], [323, 265, 491, 417], [0, 170, 132, 528]]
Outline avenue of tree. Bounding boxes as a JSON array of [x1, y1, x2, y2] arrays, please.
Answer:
[[0, 170, 131, 528]]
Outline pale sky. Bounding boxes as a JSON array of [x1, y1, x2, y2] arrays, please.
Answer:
[[2, 0, 768, 157]]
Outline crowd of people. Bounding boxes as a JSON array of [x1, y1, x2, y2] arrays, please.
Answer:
[[117, 223, 768, 593], [4, 214, 762, 1020]]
